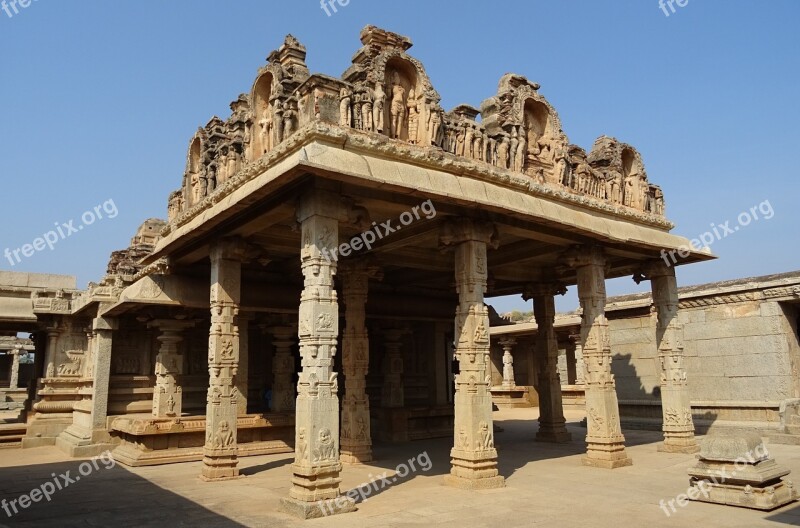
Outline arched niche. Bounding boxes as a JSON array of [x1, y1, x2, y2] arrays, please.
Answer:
[[621, 148, 636, 178], [251, 72, 274, 157], [186, 137, 203, 208], [384, 58, 420, 142], [523, 99, 550, 148]]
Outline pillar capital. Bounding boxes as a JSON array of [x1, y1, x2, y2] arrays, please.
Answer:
[[439, 218, 499, 249], [633, 259, 676, 282], [522, 282, 567, 301], [296, 188, 349, 223], [92, 317, 118, 332], [562, 245, 605, 269]]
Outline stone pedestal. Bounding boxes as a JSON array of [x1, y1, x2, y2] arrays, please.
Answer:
[[566, 247, 631, 469], [202, 239, 245, 481], [645, 262, 699, 454], [281, 188, 354, 518], [440, 219, 504, 490], [148, 319, 194, 418], [688, 430, 797, 510], [526, 283, 572, 444]]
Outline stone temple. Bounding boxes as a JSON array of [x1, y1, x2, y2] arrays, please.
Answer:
[[3, 26, 798, 521]]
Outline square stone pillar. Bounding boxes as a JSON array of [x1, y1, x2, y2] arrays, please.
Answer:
[[524, 283, 572, 443], [569, 334, 585, 385], [90, 318, 116, 431], [237, 316, 250, 415], [643, 261, 699, 453], [281, 188, 355, 519], [340, 261, 379, 464], [498, 338, 517, 389], [440, 219, 504, 490], [44, 327, 60, 379], [147, 319, 194, 418], [565, 247, 632, 469], [9, 350, 20, 389], [202, 238, 246, 481], [268, 324, 296, 413], [381, 328, 405, 409], [55, 317, 117, 457]]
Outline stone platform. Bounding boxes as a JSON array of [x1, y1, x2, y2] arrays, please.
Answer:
[[110, 412, 294, 466]]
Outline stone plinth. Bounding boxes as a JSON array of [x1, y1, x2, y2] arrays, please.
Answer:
[[688, 430, 798, 510], [110, 413, 294, 467], [490, 386, 530, 409]]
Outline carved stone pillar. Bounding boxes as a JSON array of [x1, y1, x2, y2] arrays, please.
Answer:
[[525, 283, 572, 443], [269, 325, 296, 413], [381, 329, 405, 409], [441, 219, 504, 490], [498, 338, 517, 389], [565, 246, 632, 468], [569, 334, 585, 385], [202, 239, 245, 481], [237, 317, 250, 415], [9, 350, 20, 389], [646, 262, 699, 453], [148, 319, 194, 418], [90, 318, 116, 431], [340, 261, 378, 464], [44, 328, 59, 379], [281, 189, 354, 519]]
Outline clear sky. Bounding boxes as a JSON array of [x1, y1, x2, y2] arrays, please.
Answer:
[[1, 0, 797, 313]]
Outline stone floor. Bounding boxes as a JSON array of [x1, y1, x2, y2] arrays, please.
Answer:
[[1, 408, 799, 527]]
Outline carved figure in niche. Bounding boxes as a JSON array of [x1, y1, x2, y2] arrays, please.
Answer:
[[213, 420, 234, 448], [227, 146, 240, 180], [640, 181, 650, 212], [464, 123, 476, 158], [474, 320, 489, 344], [457, 426, 469, 449], [362, 90, 373, 132], [478, 421, 493, 449], [496, 135, 510, 169], [473, 128, 483, 161], [352, 92, 362, 130], [283, 100, 297, 138], [273, 98, 284, 143], [653, 187, 665, 215], [341, 413, 351, 439], [339, 88, 352, 127], [207, 165, 218, 194], [356, 416, 368, 440], [555, 144, 570, 186], [515, 127, 527, 172], [427, 104, 442, 146], [296, 427, 308, 462], [389, 72, 406, 139], [167, 395, 176, 415], [509, 128, 519, 171], [623, 171, 640, 208], [406, 88, 419, 143], [191, 172, 203, 203], [454, 125, 465, 156], [216, 149, 228, 185], [258, 107, 273, 154], [313, 427, 336, 462], [373, 83, 386, 132]]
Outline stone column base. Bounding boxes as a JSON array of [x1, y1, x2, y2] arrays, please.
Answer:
[[280, 496, 356, 519], [658, 439, 700, 454], [200, 454, 240, 481], [536, 429, 573, 443], [340, 447, 372, 465], [55, 426, 115, 458], [443, 474, 505, 490], [581, 453, 633, 469]]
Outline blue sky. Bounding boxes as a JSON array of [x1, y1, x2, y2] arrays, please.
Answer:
[[0, 0, 797, 313]]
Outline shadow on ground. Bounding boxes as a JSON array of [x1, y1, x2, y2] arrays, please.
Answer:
[[0, 459, 245, 528]]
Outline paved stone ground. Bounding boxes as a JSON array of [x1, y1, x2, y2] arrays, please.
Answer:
[[1, 408, 799, 527]]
